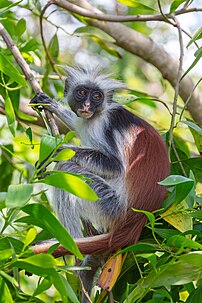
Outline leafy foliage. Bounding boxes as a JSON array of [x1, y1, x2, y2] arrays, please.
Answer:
[[0, 0, 202, 302]]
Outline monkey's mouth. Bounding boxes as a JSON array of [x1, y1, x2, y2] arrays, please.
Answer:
[[77, 109, 94, 119]]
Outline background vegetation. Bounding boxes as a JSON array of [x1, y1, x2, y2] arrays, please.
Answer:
[[0, 0, 202, 302]]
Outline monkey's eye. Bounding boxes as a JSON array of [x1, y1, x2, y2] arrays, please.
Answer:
[[91, 91, 103, 101], [76, 88, 87, 97], [74, 87, 88, 99]]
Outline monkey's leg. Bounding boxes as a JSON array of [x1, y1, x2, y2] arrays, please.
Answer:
[[80, 255, 101, 303], [54, 161, 122, 233]]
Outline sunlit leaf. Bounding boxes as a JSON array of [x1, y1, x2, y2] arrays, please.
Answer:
[[53, 148, 75, 161], [43, 172, 98, 201], [0, 248, 13, 261], [161, 201, 192, 232], [117, 0, 155, 12], [24, 227, 37, 248], [63, 131, 75, 143]]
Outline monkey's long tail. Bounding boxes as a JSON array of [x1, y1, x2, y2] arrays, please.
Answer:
[[32, 212, 146, 257]]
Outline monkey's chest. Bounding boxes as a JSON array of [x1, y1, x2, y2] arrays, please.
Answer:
[[76, 118, 107, 150]]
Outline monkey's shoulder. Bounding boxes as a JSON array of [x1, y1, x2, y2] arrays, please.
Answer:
[[108, 105, 150, 132]]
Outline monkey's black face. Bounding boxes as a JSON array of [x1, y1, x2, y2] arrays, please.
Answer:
[[70, 85, 104, 119]]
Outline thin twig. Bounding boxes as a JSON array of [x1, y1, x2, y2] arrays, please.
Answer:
[[0, 22, 59, 136], [168, 16, 184, 157], [50, 0, 202, 23], [171, 142, 187, 176], [183, 0, 191, 9], [77, 273, 93, 303], [108, 291, 114, 303], [178, 77, 202, 123], [39, 3, 62, 79], [19, 4, 72, 36]]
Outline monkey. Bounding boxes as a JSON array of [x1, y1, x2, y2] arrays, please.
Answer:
[[31, 64, 170, 302]]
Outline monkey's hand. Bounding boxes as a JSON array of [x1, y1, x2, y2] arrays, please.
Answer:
[[30, 92, 56, 112]]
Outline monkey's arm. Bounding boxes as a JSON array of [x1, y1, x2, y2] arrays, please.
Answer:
[[31, 92, 77, 130], [60, 145, 123, 179]]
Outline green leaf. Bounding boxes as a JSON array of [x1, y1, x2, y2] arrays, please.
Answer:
[[0, 248, 13, 261], [167, 235, 202, 250], [90, 35, 121, 58], [118, 243, 156, 254], [181, 47, 202, 80], [33, 278, 52, 296], [159, 175, 193, 186], [169, 0, 186, 13], [187, 26, 202, 48], [189, 210, 202, 220], [0, 276, 14, 303], [0, 53, 27, 86], [43, 172, 98, 201], [63, 131, 75, 143], [53, 148, 75, 161], [22, 203, 83, 260], [13, 256, 79, 302], [5, 184, 33, 208], [155, 228, 181, 239], [124, 252, 202, 303], [0, 0, 22, 13], [132, 208, 155, 229], [49, 34, 59, 61], [24, 227, 37, 248], [186, 284, 202, 303], [16, 254, 57, 268], [117, 0, 155, 12], [39, 134, 61, 163], [25, 127, 33, 145], [159, 175, 194, 204], [181, 121, 202, 136], [20, 38, 39, 52], [5, 92, 16, 137], [0, 192, 6, 210], [16, 18, 26, 38]]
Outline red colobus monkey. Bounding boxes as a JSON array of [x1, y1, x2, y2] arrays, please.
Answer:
[[31, 64, 170, 302]]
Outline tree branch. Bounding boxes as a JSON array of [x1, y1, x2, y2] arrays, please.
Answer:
[[50, 0, 202, 23], [55, 0, 202, 125], [0, 22, 59, 136]]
